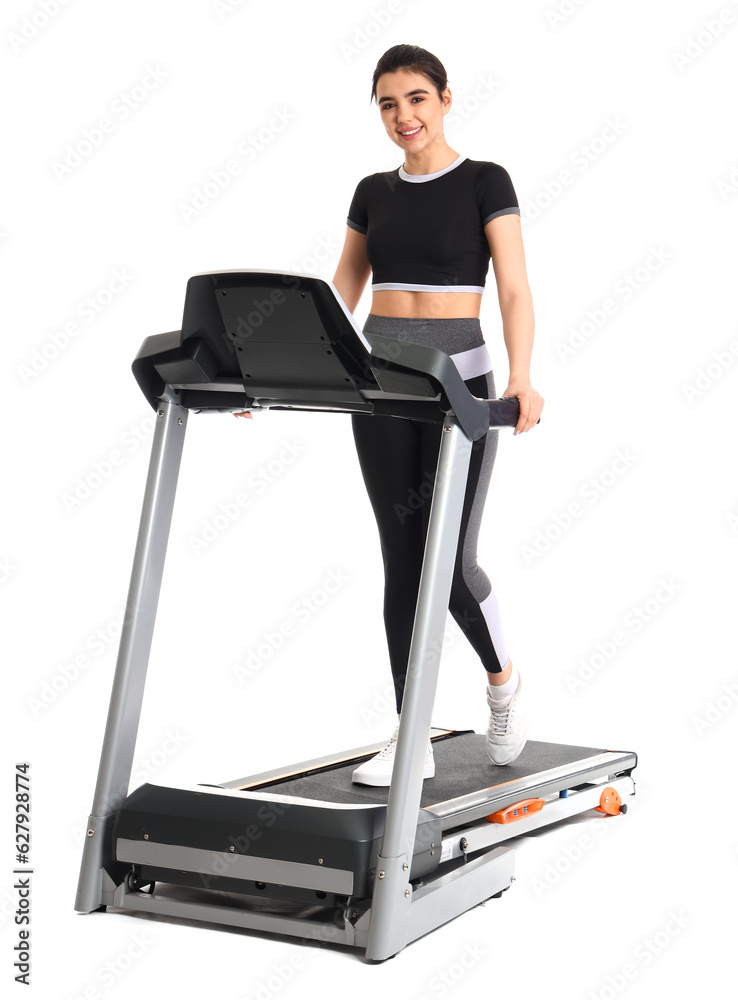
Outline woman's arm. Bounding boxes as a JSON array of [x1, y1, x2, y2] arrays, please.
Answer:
[[485, 214, 544, 434], [332, 227, 372, 313]]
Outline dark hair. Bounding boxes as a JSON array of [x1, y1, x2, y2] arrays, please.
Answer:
[[371, 44, 448, 105]]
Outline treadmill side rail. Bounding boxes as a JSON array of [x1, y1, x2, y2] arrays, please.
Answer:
[[439, 775, 637, 862], [108, 846, 515, 954]]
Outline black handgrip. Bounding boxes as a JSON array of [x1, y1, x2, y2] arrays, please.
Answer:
[[487, 396, 542, 429]]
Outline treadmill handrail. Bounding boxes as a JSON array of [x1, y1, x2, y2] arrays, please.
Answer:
[[130, 271, 534, 438]]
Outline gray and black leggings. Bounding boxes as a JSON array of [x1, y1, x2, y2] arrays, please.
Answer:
[[351, 314, 510, 714]]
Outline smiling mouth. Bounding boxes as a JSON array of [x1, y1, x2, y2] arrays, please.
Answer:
[[398, 126, 422, 138]]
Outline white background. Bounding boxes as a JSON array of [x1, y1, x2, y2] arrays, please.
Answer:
[[2, 0, 737, 995]]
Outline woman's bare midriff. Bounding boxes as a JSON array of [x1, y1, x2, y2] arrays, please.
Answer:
[[371, 289, 482, 319]]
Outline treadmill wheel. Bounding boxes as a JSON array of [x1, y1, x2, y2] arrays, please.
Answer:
[[125, 868, 156, 893]]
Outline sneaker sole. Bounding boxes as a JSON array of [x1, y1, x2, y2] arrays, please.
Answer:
[[351, 756, 435, 786], [486, 725, 528, 766]]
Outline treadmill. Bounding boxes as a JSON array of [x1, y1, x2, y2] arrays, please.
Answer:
[[74, 270, 637, 962]]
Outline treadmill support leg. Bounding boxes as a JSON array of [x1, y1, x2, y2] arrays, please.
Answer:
[[366, 415, 473, 961], [74, 391, 188, 913]]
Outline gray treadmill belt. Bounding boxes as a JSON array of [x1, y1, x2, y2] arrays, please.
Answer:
[[241, 736, 608, 809]]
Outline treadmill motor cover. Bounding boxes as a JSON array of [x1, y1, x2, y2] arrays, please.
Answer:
[[112, 783, 443, 898]]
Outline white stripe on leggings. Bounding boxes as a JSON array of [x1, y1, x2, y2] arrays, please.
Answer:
[[479, 589, 510, 669], [449, 344, 492, 381]]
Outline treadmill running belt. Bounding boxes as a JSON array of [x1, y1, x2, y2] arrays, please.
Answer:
[[240, 736, 609, 808]]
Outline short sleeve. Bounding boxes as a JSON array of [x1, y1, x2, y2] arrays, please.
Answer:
[[476, 162, 520, 227], [347, 175, 371, 234]]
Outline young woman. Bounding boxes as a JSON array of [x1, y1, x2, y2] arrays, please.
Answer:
[[331, 44, 544, 786]]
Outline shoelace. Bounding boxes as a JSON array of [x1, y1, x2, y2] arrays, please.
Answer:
[[489, 697, 514, 735], [376, 737, 398, 761]]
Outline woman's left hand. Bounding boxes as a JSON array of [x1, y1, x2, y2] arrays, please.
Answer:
[[501, 380, 544, 435]]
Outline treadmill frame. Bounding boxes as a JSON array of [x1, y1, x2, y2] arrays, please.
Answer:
[[74, 272, 636, 961]]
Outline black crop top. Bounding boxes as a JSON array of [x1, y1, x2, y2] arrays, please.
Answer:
[[346, 154, 519, 293]]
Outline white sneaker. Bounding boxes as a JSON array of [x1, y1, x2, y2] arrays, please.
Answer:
[[486, 673, 528, 765], [351, 725, 435, 786]]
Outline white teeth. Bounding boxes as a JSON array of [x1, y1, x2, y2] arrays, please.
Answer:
[[400, 126, 421, 135]]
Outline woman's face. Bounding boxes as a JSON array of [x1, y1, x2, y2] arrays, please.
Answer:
[[375, 68, 451, 155]]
